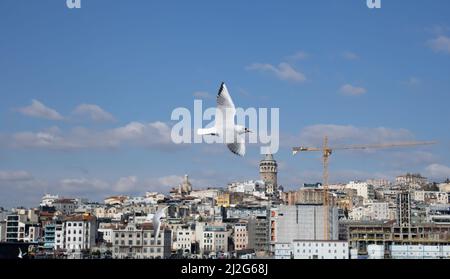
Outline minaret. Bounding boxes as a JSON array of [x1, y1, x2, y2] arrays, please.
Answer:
[[259, 154, 278, 196]]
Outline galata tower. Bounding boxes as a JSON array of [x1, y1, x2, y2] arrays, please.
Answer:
[[259, 154, 278, 195]]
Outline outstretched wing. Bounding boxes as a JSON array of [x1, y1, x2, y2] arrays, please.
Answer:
[[152, 206, 168, 241], [154, 219, 161, 241], [227, 134, 246, 156], [216, 82, 236, 132]]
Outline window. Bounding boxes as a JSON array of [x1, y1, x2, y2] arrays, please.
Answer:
[[68, 223, 72, 227]]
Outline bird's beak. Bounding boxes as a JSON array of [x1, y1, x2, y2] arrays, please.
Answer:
[[247, 130, 253, 133]]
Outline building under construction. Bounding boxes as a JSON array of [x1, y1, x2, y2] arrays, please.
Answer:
[[344, 220, 450, 257]]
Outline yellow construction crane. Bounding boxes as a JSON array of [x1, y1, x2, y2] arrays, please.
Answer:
[[292, 136, 436, 240]]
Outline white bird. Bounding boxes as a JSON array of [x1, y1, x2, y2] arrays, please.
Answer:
[[152, 206, 168, 242], [18, 248, 27, 259], [197, 82, 251, 156]]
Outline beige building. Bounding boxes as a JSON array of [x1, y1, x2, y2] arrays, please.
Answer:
[[111, 222, 172, 259], [200, 224, 230, 255], [233, 222, 248, 251]]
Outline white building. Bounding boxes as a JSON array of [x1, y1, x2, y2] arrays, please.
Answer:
[[367, 244, 385, 259], [349, 203, 390, 221], [413, 191, 448, 204], [40, 194, 59, 207], [366, 179, 391, 188], [275, 240, 349, 259], [271, 204, 339, 244], [228, 180, 265, 195], [173, 226, 194, 253], [111, 222, 172, 259], [390, 245, 450, 259], [396, 173, 427, 188], [367, 202, 390, 220], [63, 214, 97, 252], [190, 189, 220, 200], [97, 223, 123, 244], [345, 181, 374, 200], [53, 199, 78, 214], [274, 243, 292, 259], [26, 225, 42, 242], [200, 224, 230, 255], [54, 223, 64, 250], [348, 207, 365, 221]]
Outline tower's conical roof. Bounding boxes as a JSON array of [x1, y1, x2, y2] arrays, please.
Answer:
[[264, 154, 274, 160]]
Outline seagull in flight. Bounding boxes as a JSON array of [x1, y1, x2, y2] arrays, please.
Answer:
[[197, 82, 251, 156], [152, 206, 168, 242], [18, 248, 27, 259]]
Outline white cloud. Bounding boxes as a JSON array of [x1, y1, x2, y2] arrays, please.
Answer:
[[157, 175, 184, 187], [0, 170, 33, 181], [247, 62, 306, 82], [427, 35, 450, 54], [342, 51, 359, 60], [72, 104, 115, 122], [114, 176, 137, 192], [7, 121, 175, 151], [17, 100, 63, 120], [193, 91, 212, 99], [425, 164, 450, 180], [288, 51, 309, 60], [340, 84, 367, 96], [12, 129, 81, 149], [60, 178, 110, 193]]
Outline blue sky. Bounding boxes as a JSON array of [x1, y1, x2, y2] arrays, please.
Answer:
[[1, 0, 450, 207]]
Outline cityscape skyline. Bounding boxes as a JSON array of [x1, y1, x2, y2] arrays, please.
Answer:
[[1, 1, 450, 208]]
